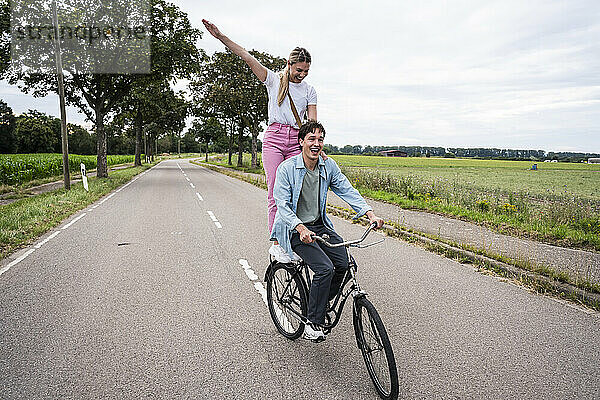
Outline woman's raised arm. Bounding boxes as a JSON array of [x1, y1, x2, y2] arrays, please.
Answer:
[[202, 19, 268, 82]]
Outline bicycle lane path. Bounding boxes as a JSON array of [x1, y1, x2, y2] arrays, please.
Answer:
[[0, 159, 292, 399], [184, 160, 600, 399]]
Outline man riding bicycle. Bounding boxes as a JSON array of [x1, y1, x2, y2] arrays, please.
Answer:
[[270, 120, 384, 341]]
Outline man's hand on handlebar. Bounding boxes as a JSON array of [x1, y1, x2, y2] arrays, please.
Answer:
[[366, 211, 384, 229], [295, 224, 315, 244]]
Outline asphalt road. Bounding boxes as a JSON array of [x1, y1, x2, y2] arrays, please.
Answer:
[[1, 159, 599, 399]]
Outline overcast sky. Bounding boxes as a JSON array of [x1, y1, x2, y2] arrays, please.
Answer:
[[2, 0, 599, 152]]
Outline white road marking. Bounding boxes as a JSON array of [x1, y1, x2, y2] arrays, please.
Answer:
[[186, 177, 190, 181], [207, 211, 218, 222], [239, 259, 258, 280], [196, 193, 204, 201], [0, 249, 35, 277], [98, 192, 116, 205], [190, 183, 195, 189], [34, 231, 60, 249], [61, 213, 86, 230], [207, 211, 222, 228], [238, 259, 292, 330], [254, 282, 268, 306]]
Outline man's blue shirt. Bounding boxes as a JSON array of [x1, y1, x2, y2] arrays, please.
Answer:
[[270, 154, 372, 258]]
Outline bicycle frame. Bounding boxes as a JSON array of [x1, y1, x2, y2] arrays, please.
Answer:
[[265, 222, 382, 333]]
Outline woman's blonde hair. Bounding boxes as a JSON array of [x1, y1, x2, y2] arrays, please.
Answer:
[[277, 47, 311, 106]]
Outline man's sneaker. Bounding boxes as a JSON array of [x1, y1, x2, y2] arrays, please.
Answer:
[[303, 323, 326, 342], [269, 244, 291, 263]]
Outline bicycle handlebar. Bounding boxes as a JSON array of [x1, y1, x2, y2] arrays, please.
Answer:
[[311, 222, 379, 248]]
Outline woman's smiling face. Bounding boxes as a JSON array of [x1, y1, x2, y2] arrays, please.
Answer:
[[289, 61, 310, 83]]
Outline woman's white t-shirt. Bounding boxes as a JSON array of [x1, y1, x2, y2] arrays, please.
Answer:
[[263, 68, 317, 129]]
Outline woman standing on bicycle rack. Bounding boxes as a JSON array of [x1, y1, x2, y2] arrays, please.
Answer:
[[202, 19, 318, 263]]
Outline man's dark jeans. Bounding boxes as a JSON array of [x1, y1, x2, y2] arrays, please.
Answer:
[[291, 219, 349, 325]]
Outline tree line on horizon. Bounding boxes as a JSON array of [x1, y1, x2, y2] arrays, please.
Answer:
[[322, 144, 600, 162]]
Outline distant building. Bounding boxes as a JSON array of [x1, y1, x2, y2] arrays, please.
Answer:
[[379, 150, 407, 157], [588, 158, 600, 164]]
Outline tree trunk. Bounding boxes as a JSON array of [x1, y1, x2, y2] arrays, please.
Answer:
[[237, 124, 244, 167], [228, 124, 234, 166], [205, 138, 209, 162], [134, 110, 142, 166], [95, 107, 108, 178], [143, 129, 148, 163], [251, 129, 258, 169]]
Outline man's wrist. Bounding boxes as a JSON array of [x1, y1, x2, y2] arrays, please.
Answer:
[[295, 223, 307, 233]]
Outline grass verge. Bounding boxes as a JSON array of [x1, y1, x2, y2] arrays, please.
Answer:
[[0, 162, 156, 261], [326, 205, 600, 311]]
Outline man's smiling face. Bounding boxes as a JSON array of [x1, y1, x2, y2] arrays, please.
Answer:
[[300, 128, 324, 163]]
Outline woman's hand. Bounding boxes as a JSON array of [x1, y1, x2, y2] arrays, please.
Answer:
[[202, 19, 223, 40]]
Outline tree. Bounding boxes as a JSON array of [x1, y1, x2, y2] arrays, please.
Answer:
[[68, 123, 95, 155], [190, 49, 285, 168], [8, 0, 202, 175], [189, 117, 224, 161], [0, 0, 9, 79], [14, 110, 56, 153], [0, 100, 16, 153]]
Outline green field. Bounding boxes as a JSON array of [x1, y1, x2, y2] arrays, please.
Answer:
[[330, 155, 600, 251], [331, 155, 600, 200], [0, 153, 135, 186]]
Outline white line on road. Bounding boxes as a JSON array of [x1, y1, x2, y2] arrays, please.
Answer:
[[239, 259, 259, 280], [196, 193, 204, 201], [186, 177, 190, 181], [190, 183, 195, 189], [34, 231, 60, 249], [238, 259, 291, 330], [207, 211, 222, 228], [0, 249, 35, 277], [240, 259, 267, 305], [61, 213, 86, 230], [254, 282, 268, 306]]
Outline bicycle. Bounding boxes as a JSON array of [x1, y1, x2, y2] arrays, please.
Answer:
[[264, 222, 399, 400]]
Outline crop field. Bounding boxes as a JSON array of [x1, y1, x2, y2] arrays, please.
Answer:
[[331, 155, 600, 250], [0, 153, 135, 186], [331, 155, 600, 200]]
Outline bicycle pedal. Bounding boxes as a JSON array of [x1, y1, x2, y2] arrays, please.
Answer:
[[311, 337, 326, 343]]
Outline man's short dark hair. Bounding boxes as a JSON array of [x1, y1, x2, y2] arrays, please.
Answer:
[[298, 120, 326, 142]]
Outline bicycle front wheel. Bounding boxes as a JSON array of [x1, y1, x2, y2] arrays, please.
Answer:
[[266, 263, 308, 340], [353, 297, 399, 400]]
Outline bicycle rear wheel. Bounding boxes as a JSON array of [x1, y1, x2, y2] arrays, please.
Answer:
[[353, 297, 399, 400], [266, 263, 308, 340]]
